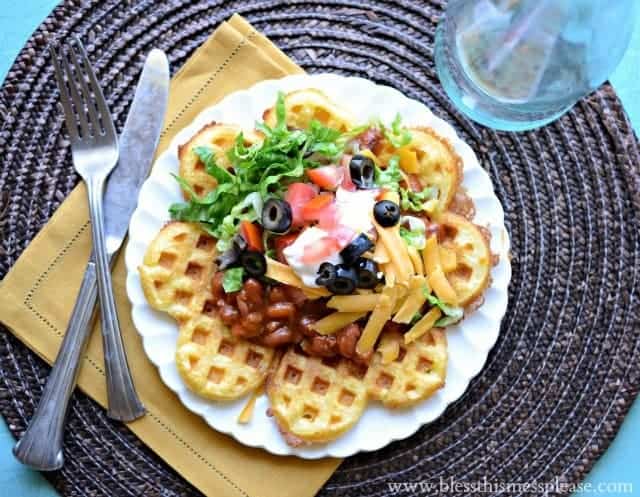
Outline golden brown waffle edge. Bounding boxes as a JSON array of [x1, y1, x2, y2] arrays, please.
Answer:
[[139, 221, 275, 400]]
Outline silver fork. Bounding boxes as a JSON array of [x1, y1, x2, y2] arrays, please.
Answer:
[[50, 39, 145, 422]]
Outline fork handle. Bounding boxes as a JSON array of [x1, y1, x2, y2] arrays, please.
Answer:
[[13, 260, 99, 470], [86, 176, 145, 422]]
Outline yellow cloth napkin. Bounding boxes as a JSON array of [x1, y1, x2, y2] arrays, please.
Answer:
[[0, 15, 341, 497]]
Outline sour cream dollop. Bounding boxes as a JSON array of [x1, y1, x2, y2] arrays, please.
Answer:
[[283, 188, 379, 287], [283, 227, 342, 287], [334, 187, 377, 234]]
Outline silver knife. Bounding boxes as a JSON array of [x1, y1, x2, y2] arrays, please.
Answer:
[[13, 49, 170, 471]]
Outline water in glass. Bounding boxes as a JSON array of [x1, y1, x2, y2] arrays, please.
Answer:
[[435, 0, 636, 131]]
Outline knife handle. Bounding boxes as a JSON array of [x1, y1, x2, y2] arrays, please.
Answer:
[[13, 260, 99, 470]]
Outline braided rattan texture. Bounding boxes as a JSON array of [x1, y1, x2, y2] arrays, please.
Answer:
[[1, 1, 639, 496]]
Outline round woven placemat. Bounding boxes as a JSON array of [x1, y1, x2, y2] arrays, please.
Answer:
[[1, 1, 639, 496]]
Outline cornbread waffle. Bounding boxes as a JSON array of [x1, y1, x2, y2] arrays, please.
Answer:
[[177, 123, 262, 198], [377, 127, 462, 212], [267, 348, 368, 443], [437, 212, 491, 305], [365, 328, 447, 407], [267, 328, 447, 442], [139, 221, 274, 400], [262, 88, 355, 133]]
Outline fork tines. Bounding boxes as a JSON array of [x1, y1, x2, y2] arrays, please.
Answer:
[[50, 38, 115, 143]]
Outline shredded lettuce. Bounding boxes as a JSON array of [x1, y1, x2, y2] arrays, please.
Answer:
[[399, 226, 426, 249], [424, 292, 464, 326], [399, 216, 426, 249], [367, 114, 412, 149], [214, 192, 263, 251], [193, 146, 234, 184], [168, 175, 239, 234], [434, 315, 462, 327], [383, 113, 412, 148], [222, 267, 244, 293], [400, 186, 438, 211], [375, 155, 402, 190], [308, 120, 342, 157], [374, 153, 437, 205], [168, 92, 344, 245]]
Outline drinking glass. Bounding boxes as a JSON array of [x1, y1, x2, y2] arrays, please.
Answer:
[[435, 0, 636, 131]]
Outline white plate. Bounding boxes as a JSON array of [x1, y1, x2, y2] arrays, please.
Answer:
[[125, 74, 511, 459]]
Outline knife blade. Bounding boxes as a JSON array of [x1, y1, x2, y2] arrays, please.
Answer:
[[14, 49, 170, 471], [104, 48, 170, 257]]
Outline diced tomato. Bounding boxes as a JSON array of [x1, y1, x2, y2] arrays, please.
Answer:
[[240, 221, 263, 252], [307, 165, 343, 190], [340, 154, 352, 167], [273, 232, 299, 264], [339, 154, 356, 191], [301, 193, 338, 230], [285, 182, 318, 227], [316, 203, 338, 230], [301, 193, 333, 219], [302, 236, 341, 264], [329, 225, 356, 248]]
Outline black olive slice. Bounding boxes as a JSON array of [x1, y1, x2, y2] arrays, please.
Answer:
[[355, 257, 382, 289], [349, 154, 375, 189], [316, 262, 337, 286], [373, 200, 400, 227], [340, 233, 374, 266], [240, 250, 267, 277], [326, 265, 358, 295], [262, 198, 292, 234]]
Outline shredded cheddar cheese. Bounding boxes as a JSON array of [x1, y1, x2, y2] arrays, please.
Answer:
[[327, 294, 381, 312], [422, 236, 458, 305], [311, 311, 367, 335], [393, 275, 428, 324], [237, 384, 265, 424], [265, 258, 330, 298], [404, 307, 442, 344], [356, 286, 396, 354]]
